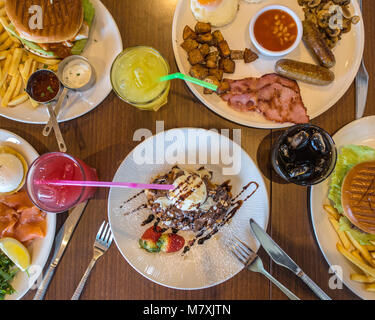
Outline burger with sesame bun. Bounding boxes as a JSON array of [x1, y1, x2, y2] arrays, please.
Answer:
[[4, 0, 95, 59], [329, 145, 375, 245]]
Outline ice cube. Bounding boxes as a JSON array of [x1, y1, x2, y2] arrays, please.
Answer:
[[133, 67, 147, 88], [287, 162, 314, 180], [314, 158, 327, 174], [310, 132, 328, 154], [288, 130, 309, 150], [279, 144, 296, 163]]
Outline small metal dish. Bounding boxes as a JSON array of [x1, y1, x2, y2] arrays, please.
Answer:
[[57, 55, 96, 91], [25, 69, 62, 104]]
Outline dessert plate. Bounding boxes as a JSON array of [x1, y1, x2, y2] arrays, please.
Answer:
[[310, 116, 375, 300], [0, 0, 123, 124], [0, 129, 56, 300], [108, 128, 269, 289], [172, 0, 364, 129]]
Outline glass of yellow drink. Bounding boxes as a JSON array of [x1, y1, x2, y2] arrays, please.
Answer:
[[110, 46, 170, 111]]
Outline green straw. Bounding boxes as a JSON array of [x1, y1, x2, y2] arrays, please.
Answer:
[[159, 72, 218, 91]]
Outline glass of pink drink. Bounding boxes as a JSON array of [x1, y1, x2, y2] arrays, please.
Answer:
[[26, 152, 98, 213]]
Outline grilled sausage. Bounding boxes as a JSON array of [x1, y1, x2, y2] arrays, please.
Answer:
[[303, 20, 336, 69], [275, 59, 335, 86]]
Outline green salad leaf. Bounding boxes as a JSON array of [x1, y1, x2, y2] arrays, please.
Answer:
[[3, 24, 56, 58], [0, 251, 18, 300], [71, 0, 95, 55], [328, 145, 375, 213], [83, 0, 95, 26], [328, 144, 375, 245]]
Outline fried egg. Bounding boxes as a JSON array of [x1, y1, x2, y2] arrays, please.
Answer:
[[191, 0, 239, 27]]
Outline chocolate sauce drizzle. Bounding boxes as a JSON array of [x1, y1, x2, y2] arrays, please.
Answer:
[[182, 182, 259, 254], [119, 190, 145, 209], [119, 177, 259, 255]]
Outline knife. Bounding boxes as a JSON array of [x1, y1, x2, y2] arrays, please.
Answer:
[[250, 219, 331, 300], [33, 201, 89, 300], [355, 0, 369, 119]]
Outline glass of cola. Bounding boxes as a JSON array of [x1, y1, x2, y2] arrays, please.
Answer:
[[271, 124, 337, 186]]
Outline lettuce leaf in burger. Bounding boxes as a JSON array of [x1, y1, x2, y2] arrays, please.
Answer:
[[328, 145, 375, 245]]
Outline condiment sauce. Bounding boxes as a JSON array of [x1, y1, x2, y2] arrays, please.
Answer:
[[62, 60, 92, 89], [27, 70, 60, 102], [254, 9, 298, 52]]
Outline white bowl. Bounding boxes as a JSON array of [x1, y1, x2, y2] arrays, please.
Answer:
[[249, 5, 303, 57]]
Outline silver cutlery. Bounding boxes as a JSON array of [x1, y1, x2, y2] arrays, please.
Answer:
[[250, 219, 331, 300], [43, 87, 69, 137], [71, 221, 113, 300], [355, 0, 368, 119], [228, 236, 300, 300], [33, 201, 89, 300], [46, 103, 67, 152], [43, 55, 96, 138]]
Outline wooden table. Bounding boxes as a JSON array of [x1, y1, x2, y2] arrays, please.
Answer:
[[9, 0, 372, 300]]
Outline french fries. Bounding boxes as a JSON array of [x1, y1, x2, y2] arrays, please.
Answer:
[[327, 216, 352, 251], [350, 274, 375, 283], [0, 11, 61, 108], [8, 47, 22, 76], [324, 204, 375, 292]]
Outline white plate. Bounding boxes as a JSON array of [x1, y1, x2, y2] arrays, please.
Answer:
[[0, 129, 56, 300], [108, 128, 269, 289], [310, 116, 375, 300], [172, 0, 364, 129], [0, 0, 123, 124]]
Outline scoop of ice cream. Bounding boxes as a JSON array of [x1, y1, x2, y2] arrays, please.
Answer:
[[155, 171, 207, 212], [0, 153, 24, 193]]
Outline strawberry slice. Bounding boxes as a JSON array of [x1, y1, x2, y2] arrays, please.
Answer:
[[157, 233, 185, 253], [139, 226, 163, 253]]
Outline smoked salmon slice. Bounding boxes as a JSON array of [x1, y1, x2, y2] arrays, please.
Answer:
[[0, 191, 47, 245]]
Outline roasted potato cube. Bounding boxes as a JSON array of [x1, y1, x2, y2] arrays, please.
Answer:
[[209, 68, 224, 81], [197, 33, 214, 45], [181, 38, 199, 53], [199, 43, 210, 57], [230, 50, 244, 60], [206, 51, 219, 69], [218, 40, 231, 57], [195, 22, 211, 34], [219, 58, 235, 73], [212, 30, 225, 46], [206, 58, 218, 69], [217, 80, 230, 95], [203, 76, 220, 94], [188, 48, 205, 65], [190, 64, 209, 80], [183, 25, 197, 40], [244, 48, 258, 63]]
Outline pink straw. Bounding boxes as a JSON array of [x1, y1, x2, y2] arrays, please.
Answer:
[[35, 180, 175, 191]]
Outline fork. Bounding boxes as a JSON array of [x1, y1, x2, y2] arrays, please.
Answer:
[[71, 221, 114, 300], [355, 0, 369, 119], [229, 237, 300, 300]]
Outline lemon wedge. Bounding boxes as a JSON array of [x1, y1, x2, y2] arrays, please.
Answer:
[[0, 238, 30, 271]]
